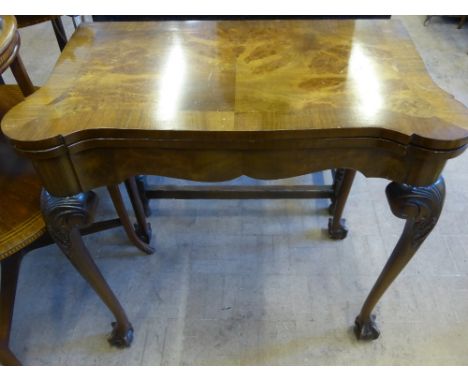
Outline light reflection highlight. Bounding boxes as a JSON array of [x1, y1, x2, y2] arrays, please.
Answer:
[[157, 40, 187, 121], [348, 43, 383, 120]]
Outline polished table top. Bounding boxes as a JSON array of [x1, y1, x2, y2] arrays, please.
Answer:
[[2, 19, 468, 151], [2, 19, 468, 198]]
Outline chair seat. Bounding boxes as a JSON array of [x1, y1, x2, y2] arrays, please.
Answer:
[[0, 131, 45, 260]]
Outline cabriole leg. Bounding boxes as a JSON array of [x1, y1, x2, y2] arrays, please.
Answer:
[[40, 190, 133, 347], [124, 177, 152, 244], [354, 177, 445, 340], [328, 169, 356, 239], [135, 175, 152, 217], [329, 169, 344, 215], [107, 184, 154, 255]]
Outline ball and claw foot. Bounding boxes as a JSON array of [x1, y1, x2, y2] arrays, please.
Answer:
[[134, 222, 152, 244], [328, 218, 348, 240], [354, 315, 380, 340], [108, 322, 134, 348]]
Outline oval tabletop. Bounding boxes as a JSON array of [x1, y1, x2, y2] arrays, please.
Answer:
[[2, 19, 468, 152]]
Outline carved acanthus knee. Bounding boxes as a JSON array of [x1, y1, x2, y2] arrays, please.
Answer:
[[386, 177, 445, 247], [40, 190, 98, 253]]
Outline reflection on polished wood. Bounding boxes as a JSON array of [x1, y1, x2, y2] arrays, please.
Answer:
[[3, 20, 468, 143], [2, 19, 468, 197]]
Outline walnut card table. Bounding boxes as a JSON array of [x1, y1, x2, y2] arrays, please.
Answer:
[[2, 19, 468, 347]]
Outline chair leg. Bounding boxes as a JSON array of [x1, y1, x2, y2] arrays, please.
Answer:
[[107, 184, 154, 255], [328, 169, 356, 239], [0, 253, 25, 366], [50, 17, 67, 51], [9, 54, 35, 97]]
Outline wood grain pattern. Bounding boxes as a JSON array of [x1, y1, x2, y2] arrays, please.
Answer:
[[3, 20, 468, 147], [2, 19, 468, 196]]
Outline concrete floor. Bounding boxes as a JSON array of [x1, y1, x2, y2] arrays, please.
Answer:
[[2, 15, 468, 365]]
